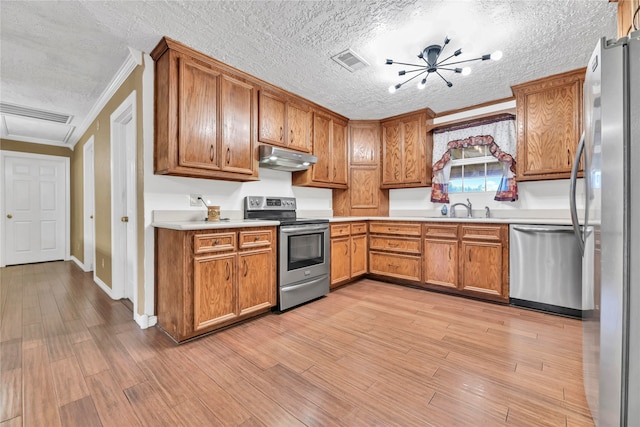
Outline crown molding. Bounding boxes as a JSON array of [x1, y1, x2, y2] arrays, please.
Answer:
[[70, 47, 143, 148]]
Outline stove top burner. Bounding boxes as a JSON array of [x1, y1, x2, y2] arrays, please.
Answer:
[[244, 196, 328, 226]]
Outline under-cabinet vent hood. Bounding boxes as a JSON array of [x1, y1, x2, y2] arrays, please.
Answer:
[[259, 145, 317, 172]]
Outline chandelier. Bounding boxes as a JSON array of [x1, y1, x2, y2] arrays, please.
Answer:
[[385, 36, 502, 93]]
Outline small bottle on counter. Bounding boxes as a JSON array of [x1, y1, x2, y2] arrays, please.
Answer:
[[441, 204, 448, 216]]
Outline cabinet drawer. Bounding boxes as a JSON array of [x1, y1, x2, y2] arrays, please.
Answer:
[[369, 251, 421, 282], [331, 224, 351, 237], [369, 222, 421, 236], [460, 225, 504, 241], [194, 232, 236, 254], [369, 236, 421, 254], [351, 222, 367, 235], [424, 223, 459, 239], [239, 230, 272, 249]]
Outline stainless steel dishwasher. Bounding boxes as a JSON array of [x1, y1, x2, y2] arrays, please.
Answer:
[[509, 224, 584, 317]]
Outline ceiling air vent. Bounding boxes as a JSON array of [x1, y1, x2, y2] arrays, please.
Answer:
[[331, 49, 369, 72], [0, 102, 73, 124]]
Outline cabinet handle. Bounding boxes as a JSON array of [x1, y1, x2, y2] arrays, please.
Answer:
[[226, 147, 231, 164], [225, 261, 230, 280], [209, 144, 214, 162], [290, 129, 294, 143], [243, 259, 248, 277], [567, 149, 571, 166], [344, 243, 349, 255], [388, 242, 399, 247], [353, 241, 357, 252], [254, 236, 260, 241], [468, 249, 472, 262], [449, 247, 452, 260], [333, 166, 336, 179], [280, 126, 284, 141], [214, 239, 219, 245]]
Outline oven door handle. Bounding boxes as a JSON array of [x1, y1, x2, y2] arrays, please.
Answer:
[[281, 275, 328, 292], [280, 225, 328, 234]]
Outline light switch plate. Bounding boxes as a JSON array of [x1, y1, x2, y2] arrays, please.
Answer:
[[189, 194, 202, 207]]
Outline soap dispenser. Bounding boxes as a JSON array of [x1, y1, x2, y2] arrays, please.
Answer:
[[440, 204, 448, 216]]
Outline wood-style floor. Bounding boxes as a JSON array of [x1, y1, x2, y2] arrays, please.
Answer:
[[1, 261, 594, 427]]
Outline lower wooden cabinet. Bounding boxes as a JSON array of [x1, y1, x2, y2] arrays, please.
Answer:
[[368, 222, 422, 284], [423, 223, 509, 302], [330, 222, 367, 288], [156, 226, 276, 342]]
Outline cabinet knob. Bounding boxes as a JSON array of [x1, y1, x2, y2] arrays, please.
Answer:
[[280, 126, 284, 141], [214, 239, 219, 245], [209, 144, 214, 162], [254, 236, 260, 241]]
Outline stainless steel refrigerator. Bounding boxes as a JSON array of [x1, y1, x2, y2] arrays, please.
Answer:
[[570, 31, 639, 426]]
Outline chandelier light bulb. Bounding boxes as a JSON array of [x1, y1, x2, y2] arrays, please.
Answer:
[[388, 85, 397, 94], [461, 67, 471, 76], [491, 50, 503, 61], [417, 79, 427, 90]]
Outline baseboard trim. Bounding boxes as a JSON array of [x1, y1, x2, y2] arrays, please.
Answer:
[[134, 313, 157, 329], [70, 256, 91, 272], [93, 275, 115, 299]]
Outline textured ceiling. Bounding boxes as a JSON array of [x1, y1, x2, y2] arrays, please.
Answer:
[[0, 0, 617, 146]]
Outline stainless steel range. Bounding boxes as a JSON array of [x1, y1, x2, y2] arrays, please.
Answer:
[[244, 196, 329, 311]]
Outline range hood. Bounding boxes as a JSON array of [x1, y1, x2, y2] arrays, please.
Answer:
[[258, 145, 317, 172]]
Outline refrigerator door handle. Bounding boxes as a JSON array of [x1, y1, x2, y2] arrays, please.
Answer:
[[570, 132, 586, 255]]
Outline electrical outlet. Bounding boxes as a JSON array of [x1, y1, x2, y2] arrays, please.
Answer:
[[189, 194, 203, 207], [101, 258, 104, 268]]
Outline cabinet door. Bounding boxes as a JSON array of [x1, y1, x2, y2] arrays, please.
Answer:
[[460, 241, 504, 297], [221, 75, 255, 175], [193, 253, 237, 331], [312, 112, 332, 183], [350, 122, 379, 165], [381, 120, 402, 185], [179, 57, 221, 170], [424, 239, 458, 289], [331, 120, 348, 185], [514, 69, 584, 180], [287, 102, 311, 153], [402, 117, 423, 184], [238, 248, 275, 316], [258, 91, 286, 146], [351, 234, 367, 277], [331, 236, 351, 287]]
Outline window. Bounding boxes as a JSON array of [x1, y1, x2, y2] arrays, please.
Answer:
[[448, 146, 502, 193]]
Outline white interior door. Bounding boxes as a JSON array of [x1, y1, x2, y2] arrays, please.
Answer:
[[111, 91, 137, 306], [2, 152, 67, 266], [83, 138, 95, 271]]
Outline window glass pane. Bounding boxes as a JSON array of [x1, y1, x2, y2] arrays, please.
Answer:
[[450, 148, 462, 160], [486, 161, 503, 192], [464, 145, 485, 159], [449, 165, 463, 193], [463, 163, 485, 192]]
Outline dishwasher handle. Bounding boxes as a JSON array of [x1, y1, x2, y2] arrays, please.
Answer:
[[569, 132, 585, 255], [511, 226, 575, 233]]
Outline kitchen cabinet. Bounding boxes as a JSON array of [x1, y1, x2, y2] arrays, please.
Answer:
[[292, 110, 348, 188], [380, 110, 433, 189], [459, 225, 508, 300], [422, 223, 509, 302], [423, 224, 459, 290], [258, 90, 312, 153], [152, 37, 259, 182], [333, 121, 389, 217], [368, 222, 422, 283], [155, 226, 276, 342], [512, 68, 585, 181], [330, 222, 367, 288]]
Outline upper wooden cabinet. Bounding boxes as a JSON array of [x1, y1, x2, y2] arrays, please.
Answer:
[[258, 90, 312, 153], [380, 110, 433, 189], [292, 110, 348, 188], [512, 68, 585, 181], [152, 37, 259, 181]]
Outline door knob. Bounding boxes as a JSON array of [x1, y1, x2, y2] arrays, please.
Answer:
[[90, 215, 94, 219], [6, 214, 12, 219], [121, 216, 129, 222]]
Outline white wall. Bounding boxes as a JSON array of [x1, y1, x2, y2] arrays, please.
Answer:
[[389, 178, 585, 218]]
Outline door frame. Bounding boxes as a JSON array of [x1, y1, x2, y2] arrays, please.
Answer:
[[0, 150, 70, 267], [83, 137, 95, 273], [110, 91, 137, 311]]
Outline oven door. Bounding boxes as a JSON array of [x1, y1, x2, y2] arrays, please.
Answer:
[[279, 223, 329, 286]]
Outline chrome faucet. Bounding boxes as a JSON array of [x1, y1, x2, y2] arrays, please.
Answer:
[[485, 206, 491, 218], [450, 198, 472, 218]]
